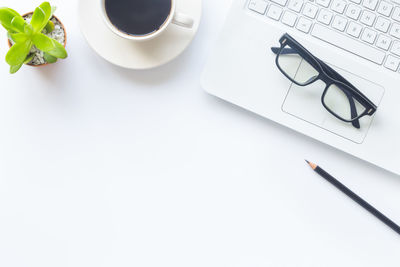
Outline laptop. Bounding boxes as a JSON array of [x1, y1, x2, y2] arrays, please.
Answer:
[[202, 0, 400, 175]]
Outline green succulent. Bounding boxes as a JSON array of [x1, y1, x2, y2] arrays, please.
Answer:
[[0, 2, 67, 74]]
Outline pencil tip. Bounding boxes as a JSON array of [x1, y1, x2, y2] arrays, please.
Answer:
[[305, 160, 317, 170]]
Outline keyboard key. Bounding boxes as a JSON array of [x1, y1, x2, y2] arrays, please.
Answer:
[[271, 0, 288, 6], [375, 17, 391, 32], [267, 5, 283, 20], [363, 0, 379, 10], [349, 0, 361, 3], [296, 17, 313, 33], [316, 0, 331, 7], [347, 21, 363, 37], [384, 55, 400, 71], [360, 10, 376, 26], [248, 0, 268, 14], [303, 3, 319, 19], [311, 24, 386, 64], [391, 41, 400, 55], [288, 0, 304, 12], [331, 0, 347, 14], [346, 4, 362, 20], [377, 1, 393, 17], [376, 35, 392, 50], [361, 28, 377, 43], [390, 23, 400, 39], [392, 7, 400, 22], [332, 15, 348, 31], [282, 11, 298, 26], [317, 9, 333, 25]]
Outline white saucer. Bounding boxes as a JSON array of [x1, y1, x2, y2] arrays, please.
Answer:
[[78, 0, 202, 70]]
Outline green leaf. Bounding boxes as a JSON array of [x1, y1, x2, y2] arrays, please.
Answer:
[[0, 8, 26, 32], [10, 63, 23, 74], [45, 39, 67, 59], [24, 54, 34, 64], [30, 2, 52, 33], [44, 52, 57, 63], [32, 33, 67, 59], [9, 53, 33, 74], [11, 32, 28, 43], [44, 20, 54, 33], [5, 40, 32, 66], [24, 24, 33, 36], [32, 33, 56, 51], [11, 16, 26, 32]]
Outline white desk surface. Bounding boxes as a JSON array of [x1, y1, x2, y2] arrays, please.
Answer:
[[0, 0, 399, 266]]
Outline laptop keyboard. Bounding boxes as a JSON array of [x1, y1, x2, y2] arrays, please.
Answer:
[[248, 0, 400, 73]]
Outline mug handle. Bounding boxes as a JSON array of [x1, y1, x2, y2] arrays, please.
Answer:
[[172, 12, 194, 28]]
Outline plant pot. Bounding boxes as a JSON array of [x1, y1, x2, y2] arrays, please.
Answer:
[[7, 12, 67, 67]]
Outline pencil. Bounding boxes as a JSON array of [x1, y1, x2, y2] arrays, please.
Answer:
[[306, 160, 400, 236]]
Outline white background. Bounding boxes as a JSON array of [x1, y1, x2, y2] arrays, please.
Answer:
[[0, 0, 399, 266]]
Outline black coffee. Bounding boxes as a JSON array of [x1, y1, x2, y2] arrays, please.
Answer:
[[105, 0, 172, 36]]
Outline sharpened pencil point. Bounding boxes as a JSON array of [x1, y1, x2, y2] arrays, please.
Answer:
[[305, 160, 317, 170]]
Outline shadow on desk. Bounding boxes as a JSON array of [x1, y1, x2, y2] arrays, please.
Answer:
[[94, 47, 193, 87]]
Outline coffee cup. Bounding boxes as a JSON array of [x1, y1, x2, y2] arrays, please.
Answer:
[[100, 0, 194, 41]]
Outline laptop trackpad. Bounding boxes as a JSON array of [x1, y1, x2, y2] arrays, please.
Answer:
[[282, 64, 385, 144]]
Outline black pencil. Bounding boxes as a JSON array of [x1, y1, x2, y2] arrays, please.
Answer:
[[306, 160, 400, 236]]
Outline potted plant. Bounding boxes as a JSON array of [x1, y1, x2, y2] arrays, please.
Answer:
[[0, 2, 67, 74]]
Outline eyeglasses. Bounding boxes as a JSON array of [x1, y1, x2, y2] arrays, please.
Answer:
[[271, 33, 377, 129]]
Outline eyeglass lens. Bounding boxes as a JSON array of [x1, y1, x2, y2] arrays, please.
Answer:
[[324, 84, 366, 121], [277, 44, 319, 85]]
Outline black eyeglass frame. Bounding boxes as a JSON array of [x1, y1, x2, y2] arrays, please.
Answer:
[[272, 33, 377, 129]]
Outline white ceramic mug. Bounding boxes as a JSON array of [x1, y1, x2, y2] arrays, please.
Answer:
[[100, 0, 194, 42]]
